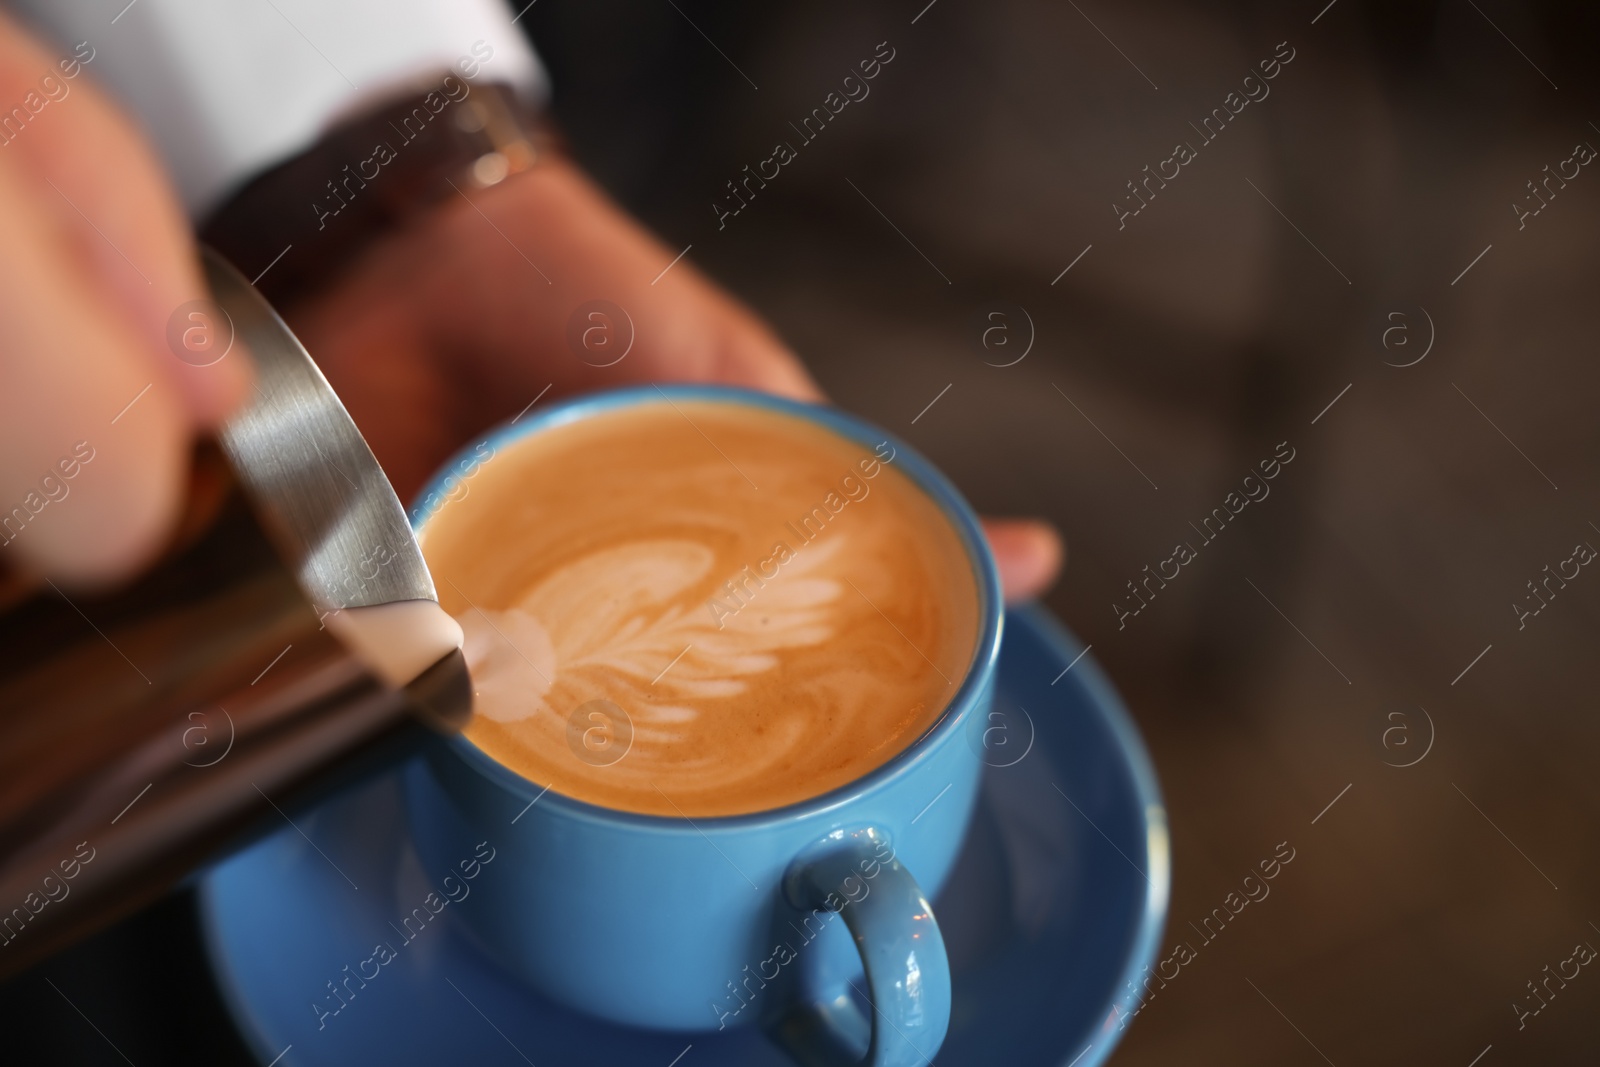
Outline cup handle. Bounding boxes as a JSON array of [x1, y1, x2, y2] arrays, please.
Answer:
[[765, 828, 951, 1067]]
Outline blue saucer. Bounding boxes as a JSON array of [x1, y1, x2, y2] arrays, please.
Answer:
[[200, 605, 1168, 1066]]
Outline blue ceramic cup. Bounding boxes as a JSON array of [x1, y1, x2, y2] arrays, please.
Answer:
[[406, 385, 1003, 1067]]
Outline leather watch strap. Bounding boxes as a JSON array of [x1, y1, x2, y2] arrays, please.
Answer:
[[200, 82, 552, 305]]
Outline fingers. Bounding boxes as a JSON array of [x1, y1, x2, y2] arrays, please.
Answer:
[[0, 12, 250, 426], [405, 157, 824, 405], [0, 154, 188, 587], [521, 157, 824, 399], [697, 299, 826, 403], [982, 518, 1064, 604], [0, 13, 251, 587]]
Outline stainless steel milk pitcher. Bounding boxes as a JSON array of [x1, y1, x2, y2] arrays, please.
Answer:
[[0, 251, 470, 979]]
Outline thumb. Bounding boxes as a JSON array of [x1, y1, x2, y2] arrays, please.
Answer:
[[983, 518, 1065, 604]]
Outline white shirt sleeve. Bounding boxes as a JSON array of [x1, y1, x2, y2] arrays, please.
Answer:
[[7, 0, 547, 218]]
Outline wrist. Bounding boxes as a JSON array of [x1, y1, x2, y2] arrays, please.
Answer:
[[201, 81, 557, 304]]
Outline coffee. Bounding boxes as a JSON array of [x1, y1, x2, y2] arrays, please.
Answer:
[[418, 400, 979, 817]]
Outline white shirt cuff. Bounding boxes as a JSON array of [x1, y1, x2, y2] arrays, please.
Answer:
[[8, 0, 546, 218]]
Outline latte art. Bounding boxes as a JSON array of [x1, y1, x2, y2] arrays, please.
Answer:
[[461, 535, 845, 726], [419, 401, 979, 817]]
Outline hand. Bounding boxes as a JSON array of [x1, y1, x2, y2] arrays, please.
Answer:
[[282, 155, 1062, 602], [0, 13, 249, 587]]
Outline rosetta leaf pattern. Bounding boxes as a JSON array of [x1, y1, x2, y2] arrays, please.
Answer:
[[459, 537, 845, 728]]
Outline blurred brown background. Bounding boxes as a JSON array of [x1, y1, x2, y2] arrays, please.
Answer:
[[5, 0, 1599, 1062]]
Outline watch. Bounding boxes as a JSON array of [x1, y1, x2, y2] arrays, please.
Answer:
[[200, 82, 553, 305]]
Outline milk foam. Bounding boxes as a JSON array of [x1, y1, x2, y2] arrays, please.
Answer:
[[322, 599, 464, 688]]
